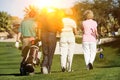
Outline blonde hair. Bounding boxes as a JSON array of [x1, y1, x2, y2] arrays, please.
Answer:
[[83, 10, 94, 19]]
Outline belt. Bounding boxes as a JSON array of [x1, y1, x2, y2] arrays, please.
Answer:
[[23, 36, 35, 38]]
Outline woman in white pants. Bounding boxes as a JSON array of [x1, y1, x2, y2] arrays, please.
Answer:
[[60, 9, 78, 72], [81, 10, 99, 70]]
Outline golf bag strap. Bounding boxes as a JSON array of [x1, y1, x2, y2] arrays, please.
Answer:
[[25, 49, 30, 62]]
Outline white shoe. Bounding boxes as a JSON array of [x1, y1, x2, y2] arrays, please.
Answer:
[[29, 72, 34, 76], [42, 66, 48, 74], [67, 69, 74, 72]]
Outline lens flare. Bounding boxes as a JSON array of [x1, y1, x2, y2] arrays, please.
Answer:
[[32, 0, 60, 9]]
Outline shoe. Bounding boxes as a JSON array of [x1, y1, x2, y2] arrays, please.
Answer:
[[67, 69, 73, 72], [62, 67, 66, 72], [42, 66, 48, 74], [87, 63, 93, 70], [29, 72, 34, 76]]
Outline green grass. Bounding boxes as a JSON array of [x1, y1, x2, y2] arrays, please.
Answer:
[[0, 39, 120, 80]]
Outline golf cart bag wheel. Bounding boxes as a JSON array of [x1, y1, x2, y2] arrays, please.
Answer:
[[24, 64, 34, 73], [20, 67, 26, 76]]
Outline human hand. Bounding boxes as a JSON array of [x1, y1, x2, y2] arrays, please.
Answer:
[[38, 41, 42, 46], [75, 35, 80, 38], [97, 39, 102, 45], [15, 41, 19, 48]]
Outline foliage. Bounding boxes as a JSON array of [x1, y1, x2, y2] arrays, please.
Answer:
[[21, 1, 120, 38], [0, 11, 12, 32], [0, 11, 15, 38], [11, 16, 22, 34], [73, 0, 120, 37], [112, 0, 120, 24]]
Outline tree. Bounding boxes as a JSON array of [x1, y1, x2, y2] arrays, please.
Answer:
[[0, 11, 14, 38], [72, 1, 93, 26], [12, 16, 22, 34], [112, 0, 120, 25], [73, 0, 120, 37], [0, 11, 12, 32]]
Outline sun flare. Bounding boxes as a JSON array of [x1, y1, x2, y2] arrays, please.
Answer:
[[32, 0, 61, 9]]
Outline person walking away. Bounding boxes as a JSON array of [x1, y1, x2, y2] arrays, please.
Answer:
[[81, 10, 99, 70], [15, 11, 38, 75], [40, 8, 63, 74], [60, 8, 78, 72]]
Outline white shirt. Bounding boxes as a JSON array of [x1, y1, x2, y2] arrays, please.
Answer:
[[60, 18, 77, 37]]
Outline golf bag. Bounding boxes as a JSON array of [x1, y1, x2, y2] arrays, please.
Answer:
[[97, 39, 104, 59], [20, 40, 41, 75]]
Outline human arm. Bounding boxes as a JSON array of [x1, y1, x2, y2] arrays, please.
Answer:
[[72, 20, 78, 35], [94, 28, 101, 44], [73, 28, 78, 35], [16, 32, 22, 42], [95, 28, 99, 39]]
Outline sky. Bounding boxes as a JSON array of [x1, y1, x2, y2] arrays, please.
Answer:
[[0, 0, 78, 19]]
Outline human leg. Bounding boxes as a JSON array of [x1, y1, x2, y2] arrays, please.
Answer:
[[47, 32, 57, 73], [67, 38, 75, 72], [41, 32, 57, 74], [60, 37, 68, 72], [20, 38, 31, 75], [82, 42, 91, 66], [41, 32, 49, 74], [60, 42, 68, 72], [89, 42, 97, 65]]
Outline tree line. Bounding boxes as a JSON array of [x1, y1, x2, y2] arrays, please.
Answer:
[[0, 0, 120, 38], [72, 0, 120, 37]]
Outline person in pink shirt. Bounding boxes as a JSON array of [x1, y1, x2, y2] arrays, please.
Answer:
[[81, 10, 99, 70]]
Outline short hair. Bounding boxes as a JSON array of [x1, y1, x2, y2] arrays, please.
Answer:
[[63, 8, 73, 17], [83, 10, 94, 19]]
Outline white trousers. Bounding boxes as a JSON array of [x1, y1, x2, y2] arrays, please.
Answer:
[[60, 37, 75, 71], [82, 42, 97, 66]]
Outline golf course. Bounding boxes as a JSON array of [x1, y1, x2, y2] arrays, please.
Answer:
[[0, 38, 120, 80]]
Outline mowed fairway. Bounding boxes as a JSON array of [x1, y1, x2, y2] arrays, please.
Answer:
[[0, 39, 120, 80]]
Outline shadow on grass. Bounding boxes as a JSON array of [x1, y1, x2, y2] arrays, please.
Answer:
[[0, 72, 43, 76], [0, 73, 21, 76], [95, 38, 120, 69], [96, 65, 120, 68], [103, 38, 120, 54]]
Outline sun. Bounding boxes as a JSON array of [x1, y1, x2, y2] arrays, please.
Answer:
[[32, 0, 59, 9]]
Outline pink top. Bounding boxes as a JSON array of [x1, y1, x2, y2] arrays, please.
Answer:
[[82, 19, 97, 42]]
